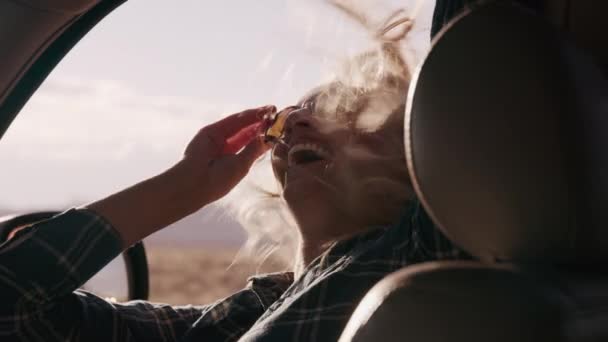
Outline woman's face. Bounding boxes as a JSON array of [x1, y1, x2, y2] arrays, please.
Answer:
[[270, 88, 414, 239]]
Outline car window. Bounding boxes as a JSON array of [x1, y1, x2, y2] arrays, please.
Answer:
[[0, 0, 433, 305]]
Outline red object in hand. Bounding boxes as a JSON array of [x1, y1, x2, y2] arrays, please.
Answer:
[[222, 122, 263, 154]]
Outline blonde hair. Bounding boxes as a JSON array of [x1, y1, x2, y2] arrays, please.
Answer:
[[223, 1, 417, 269]]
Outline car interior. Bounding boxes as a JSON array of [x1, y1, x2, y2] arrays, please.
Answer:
[[0, 0, 606, 341], [340, 1, 608, 341]]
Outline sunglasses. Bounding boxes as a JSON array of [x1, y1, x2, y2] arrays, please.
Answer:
[[262, 105, 301, 143]]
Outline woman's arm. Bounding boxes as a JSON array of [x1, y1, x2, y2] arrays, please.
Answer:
[[87, 105, 273, 247], [0, 106, 274, 340]]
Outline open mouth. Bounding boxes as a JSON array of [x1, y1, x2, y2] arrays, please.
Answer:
[[288, 143, 331, 167]]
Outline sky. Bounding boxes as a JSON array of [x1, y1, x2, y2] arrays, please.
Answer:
[[0, 0, 435, 209]]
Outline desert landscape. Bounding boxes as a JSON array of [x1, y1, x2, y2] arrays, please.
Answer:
[[142, 205, 285, 305], [146, 246, 284, 306]]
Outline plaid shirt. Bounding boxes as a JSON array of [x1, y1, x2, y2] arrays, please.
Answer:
[[0, 201, 468, 342]]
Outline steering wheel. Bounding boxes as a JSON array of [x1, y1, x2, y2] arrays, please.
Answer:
[[0, 211, 149, 300]]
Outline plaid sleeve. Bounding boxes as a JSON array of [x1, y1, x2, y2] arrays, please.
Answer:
[[0, 209, 213, 342], [0, 209, 123, 316]]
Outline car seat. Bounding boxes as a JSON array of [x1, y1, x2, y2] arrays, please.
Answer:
[[340, 1, 608, 341]]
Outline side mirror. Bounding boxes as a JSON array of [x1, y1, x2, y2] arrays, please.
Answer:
[[0, 211, 149, 301]]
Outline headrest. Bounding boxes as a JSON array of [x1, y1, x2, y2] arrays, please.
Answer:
[[405, 1, 608, 264]]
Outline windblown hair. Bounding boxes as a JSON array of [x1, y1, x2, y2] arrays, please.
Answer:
[[223, 1, 417, 269]]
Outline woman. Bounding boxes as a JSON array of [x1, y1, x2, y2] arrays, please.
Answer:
[[0, 7, 468, 342]]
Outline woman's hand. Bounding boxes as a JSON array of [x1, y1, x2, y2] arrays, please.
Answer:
[[87, 106, 275, 247], [183, 105, 275, 205]]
